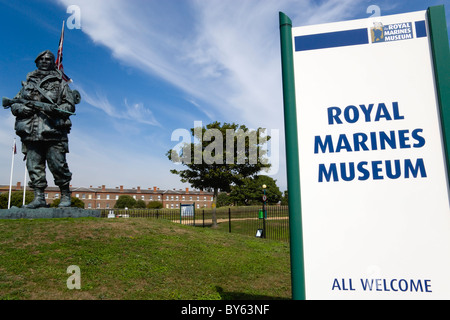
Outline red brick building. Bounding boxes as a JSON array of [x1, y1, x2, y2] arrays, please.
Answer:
[[0, 182, 214, 210]]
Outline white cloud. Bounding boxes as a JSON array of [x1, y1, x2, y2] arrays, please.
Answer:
[[68, 127, 185, 190], [75, 86, 115, 117], [123, 99, 160, 127], [185, 99, 215, 121], [74, 84, 160, 127], [55, 0, 367, 190], [57, 0, 365, 127]]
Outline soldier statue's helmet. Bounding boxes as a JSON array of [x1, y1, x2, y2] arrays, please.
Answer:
[[34, 50, 56, 64]]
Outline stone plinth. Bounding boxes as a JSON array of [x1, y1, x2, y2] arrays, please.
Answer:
[[0, 207, 101, 219]]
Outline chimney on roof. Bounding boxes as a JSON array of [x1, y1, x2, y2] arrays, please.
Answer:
[[120, 185, 124, 192], [102, 185, 106, 191], [16, 181, 21, 189], [153, 186, 157, 192], [185, 187, 189, 193], [137, 186, 141, 192]]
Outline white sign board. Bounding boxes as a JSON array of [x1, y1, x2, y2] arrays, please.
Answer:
[[292, 10, 450, 299], [180, 204, 194, 217]]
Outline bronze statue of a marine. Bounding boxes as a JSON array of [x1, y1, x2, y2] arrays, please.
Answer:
[[3, 50, 81, 208]]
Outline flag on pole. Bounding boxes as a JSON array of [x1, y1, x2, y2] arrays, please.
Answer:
[[56, 21, 72, 83], [13, 140, 16, 155]]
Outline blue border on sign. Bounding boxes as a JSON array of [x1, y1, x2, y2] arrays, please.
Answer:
[[416, 20, 427, 37], [295, 28, 368, 51]]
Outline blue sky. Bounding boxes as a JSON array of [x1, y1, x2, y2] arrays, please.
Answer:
[[0, 0, 448, 192]]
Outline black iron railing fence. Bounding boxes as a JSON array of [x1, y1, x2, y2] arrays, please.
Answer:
[[100, 206, 289, 242]]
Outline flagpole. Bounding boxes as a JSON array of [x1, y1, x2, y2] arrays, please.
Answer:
[[7, 138, 16, 209], [22, 161, 27, 207]]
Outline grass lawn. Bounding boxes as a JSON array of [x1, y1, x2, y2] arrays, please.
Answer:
[[0, 217, 291, 300]]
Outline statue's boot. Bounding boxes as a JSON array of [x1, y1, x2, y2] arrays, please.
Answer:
[[58, 185, 72, 208], [24, 188, 47, 209]]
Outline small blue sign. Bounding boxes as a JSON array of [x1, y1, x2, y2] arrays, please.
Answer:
[[371, 22, 415, 43]]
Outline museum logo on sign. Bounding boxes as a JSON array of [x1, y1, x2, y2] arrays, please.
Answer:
[[371, 22, 413, 43]]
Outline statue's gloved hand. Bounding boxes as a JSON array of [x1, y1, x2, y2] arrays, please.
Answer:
[[40, 103, 57, 114], [11, 103, 34, 117]]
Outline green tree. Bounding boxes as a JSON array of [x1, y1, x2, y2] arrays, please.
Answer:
[[230, 175, 282, 206], [50, 197, 85, 208], [114, 195, 136, 209], [216, 192, 232, 208], [147, 201, 163, 209], [135, 199, 146, 208], [281, 190, 288, 205], [168, 121, 271, 226], [0, 191, 34, 209]]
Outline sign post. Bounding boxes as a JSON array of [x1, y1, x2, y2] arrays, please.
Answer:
[[279, 11, 306, 300], [280, 5, 450, 299]]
